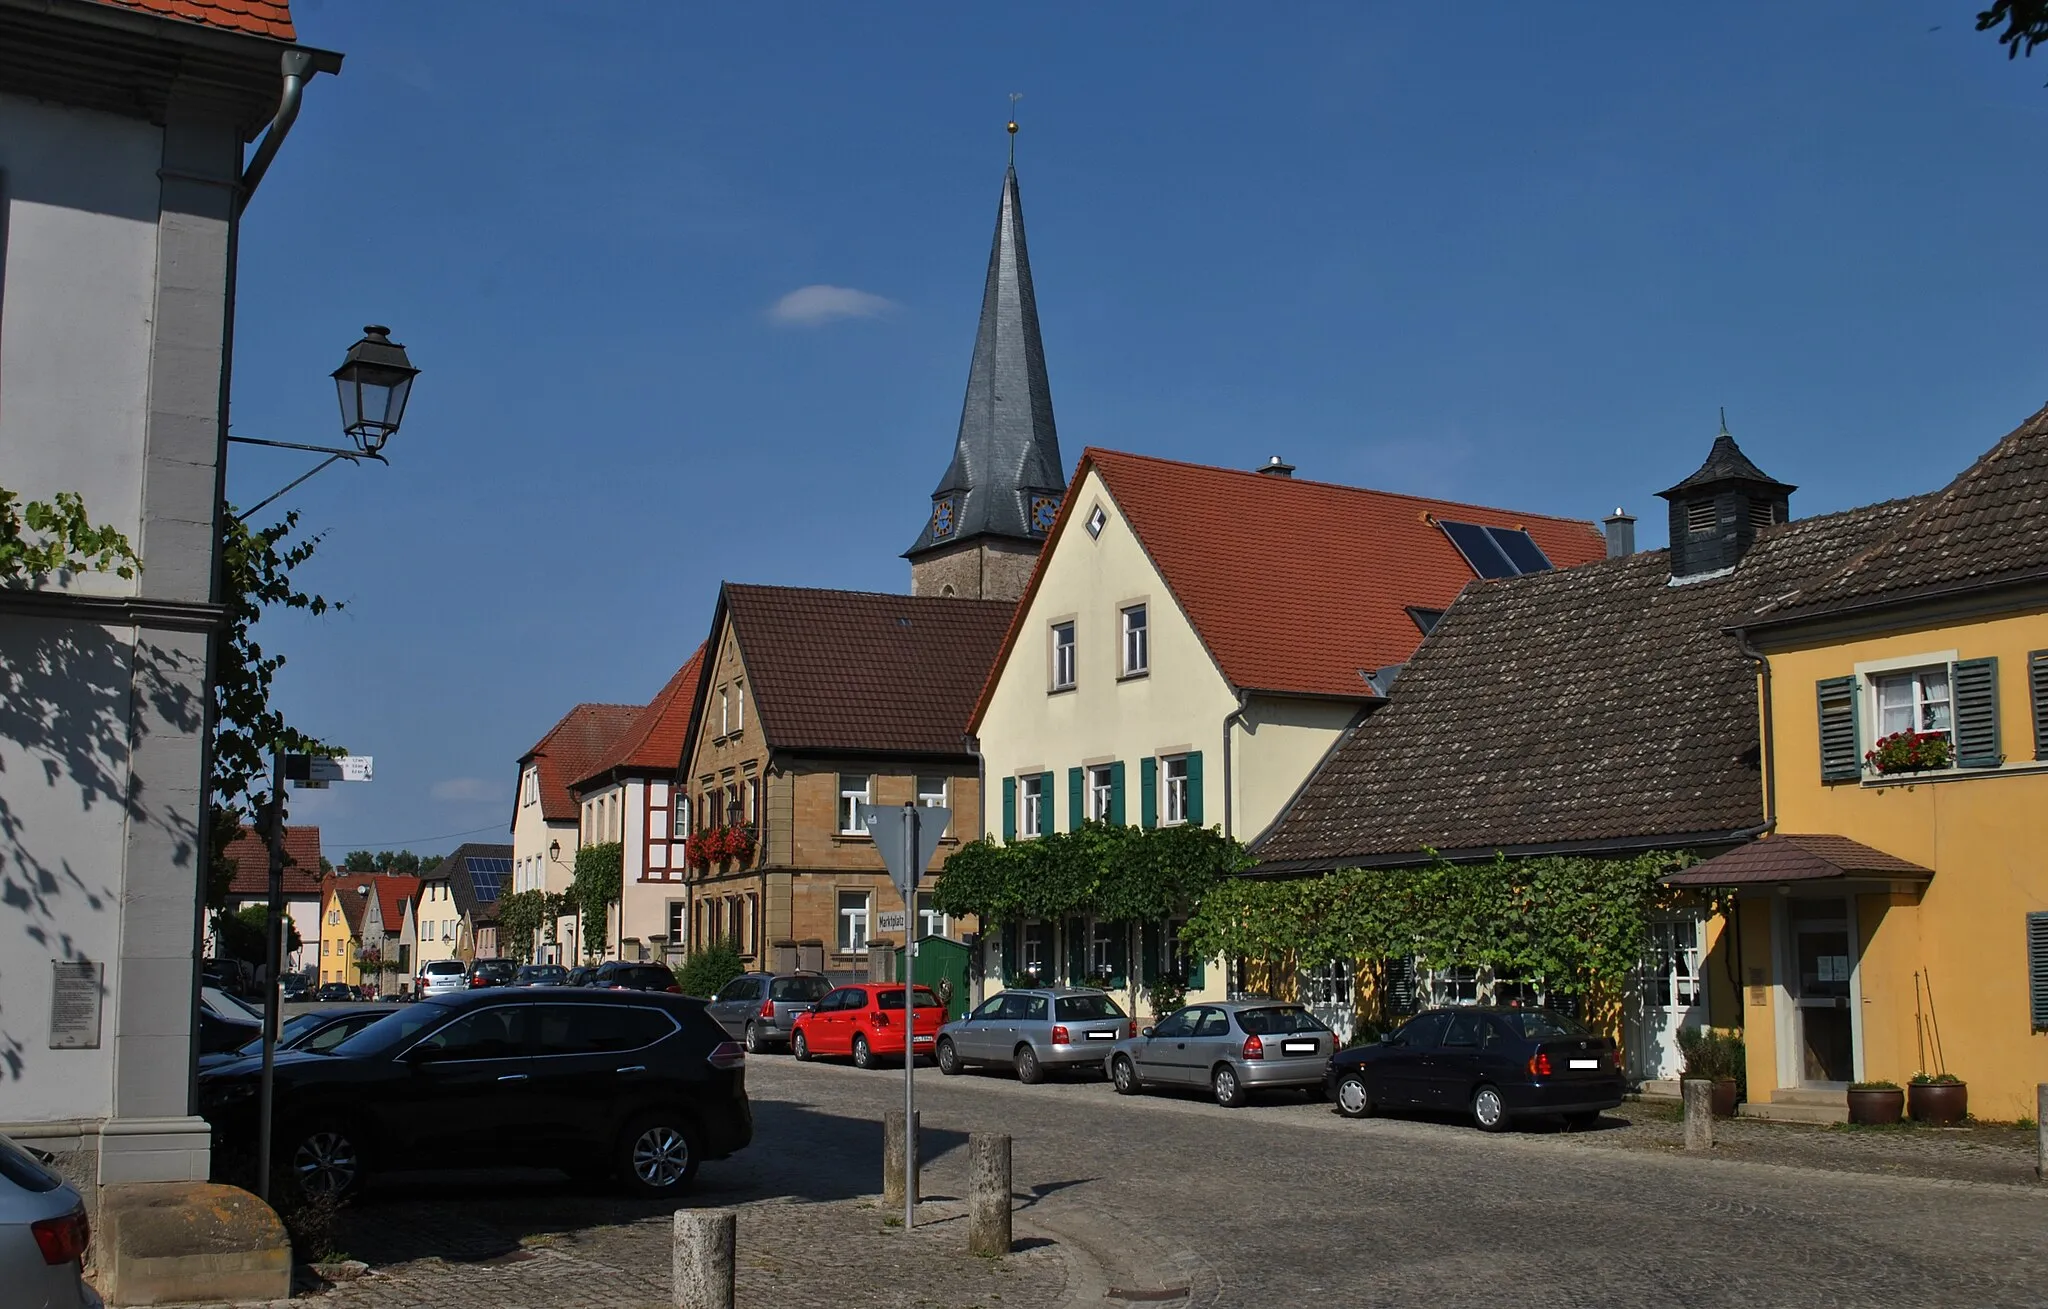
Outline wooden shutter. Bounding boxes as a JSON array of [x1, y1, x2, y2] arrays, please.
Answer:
[[1065, 917, 1087, 983], [1387, 953, 1418, 1015], [1953, 657, 2001, 770], [1107, 925, 1128, 988], [1141, 757, 1158, 829], [1140, 921, 1160, 985], [2030, 651, 2048, 761], [2031, 912, 2048, 1034], [1109, 761, 1127, 826], [1184, 750, 1205, 826], [1001, 776, 1016, 843], [1039, 773, 1055, 832], [1185, 936, 1206, 989], [1001, 922, 1019, 982], [1816, 676, 1860, 781], [1068, 767, 1084, 831]]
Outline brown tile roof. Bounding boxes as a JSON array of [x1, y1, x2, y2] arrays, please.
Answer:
[[722, 585, 1013, 756], [220, 824, 321, 897], [571, 645, 709, 792], [1749, 402, 2048, 625], [970, 449, 1606, 727], [1255, 496, 1928, 869], [91, 0, 295, 39], [1662, 834, 1933, 887], [329, 880, 368, 939], [428, 843, 513, 924], [520, 703, 641, 823]]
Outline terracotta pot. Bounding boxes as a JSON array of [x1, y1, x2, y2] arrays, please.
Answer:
[[1711, 1078, 1740, 1119], [1846, 1087, 1904, 1125], [1908, 1080, 1968, 1125]]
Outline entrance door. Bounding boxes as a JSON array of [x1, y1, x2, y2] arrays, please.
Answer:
[[1626, 916, 1706, 1080], [1792, 898, 1855, 1085]]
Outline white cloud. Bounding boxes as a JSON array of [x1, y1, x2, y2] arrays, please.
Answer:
[[768, 284, 897, 327], [430, 777, 500, 804]]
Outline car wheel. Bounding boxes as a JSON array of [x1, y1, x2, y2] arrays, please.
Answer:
[[615, 1112, 701, 1198], [1334, 1071, 1373, 1118], [1111, 1055, 1141, 1096], [936, 1038, 961, 1076], [1471, 1084, 1509, 1132], [1213, 1064, 1248, 1109], [284, 1121, 366, 1202], [853, 1034, 875, 1070], [744, 1022, 764, 1055], [1013, 1044, 1044, 1085], [792, 1029, 812, 1062]]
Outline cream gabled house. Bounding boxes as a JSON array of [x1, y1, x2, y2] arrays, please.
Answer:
[[511, 702, 638, 962], [970, 449, 1609, 1014]]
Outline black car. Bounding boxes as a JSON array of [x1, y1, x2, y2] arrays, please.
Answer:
[[467, 958, 518, 988], [1326, 1006, 1625, 1131], [198, 1007, 261, 1056], [315, 981, 357, 1003], [199, 989, 750, 1202], [566, 966, 597, 987], [592, 961, 680, 993], [198, 1006, 390, 1073], [281, 974, 312, 1002], [514, 963, 569, 987]]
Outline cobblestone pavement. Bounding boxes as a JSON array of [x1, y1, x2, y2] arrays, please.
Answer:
[[203, 1052, 2047, 1307]]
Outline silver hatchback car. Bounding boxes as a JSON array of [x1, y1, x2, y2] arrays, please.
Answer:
[[935, 987, 1133, 1083], [705, 972, 832, 1053], [0, 1133, 99, 1309], [1105, 1000, 1335, 1107]]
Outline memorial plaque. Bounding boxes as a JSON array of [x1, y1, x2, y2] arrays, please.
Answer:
[[49, 961, 102, 1049]]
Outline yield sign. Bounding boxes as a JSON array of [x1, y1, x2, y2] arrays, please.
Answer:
[[859, 803, 950, 904]]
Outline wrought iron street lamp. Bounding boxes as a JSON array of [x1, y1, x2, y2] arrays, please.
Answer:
[[228, 324, 421, 520]]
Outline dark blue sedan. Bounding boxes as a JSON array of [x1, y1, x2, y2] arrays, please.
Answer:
[[1326, 1006, 1625, 1131]]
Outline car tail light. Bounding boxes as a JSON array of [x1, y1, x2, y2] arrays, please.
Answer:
[[1529, 1052, 1553, 1078], [706, 1041, 746, 1071], [1242, 1034, 1265, 1061], [760, 999, 776, 1018], [32, 1209, 89, 1266], [1127, 1020, 1137, 1038], [872, 1009, 890, 1028], [1050, 1025, 1069, 1046], [666, 985, 681, 994]]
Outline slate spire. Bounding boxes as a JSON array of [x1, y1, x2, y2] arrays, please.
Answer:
[[905, 162, 1066, 565]]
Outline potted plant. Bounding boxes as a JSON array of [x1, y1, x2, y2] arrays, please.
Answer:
[[1676, 1026, 1744, 1117], [1864, 730, 1951, 776], [1908, 1072, 1968, 1124], [1847, 1080, 1904, 1125]]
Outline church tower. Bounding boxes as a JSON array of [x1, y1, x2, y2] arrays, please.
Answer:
[[905, 146, 1066, 600]]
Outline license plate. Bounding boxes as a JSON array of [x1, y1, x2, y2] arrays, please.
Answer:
[[1282, 1040, 1317, 1055], [1086, 1030, 1116, 1041], [913, 1035, 934, 1043], [1569, 1058, 1598, 1070]]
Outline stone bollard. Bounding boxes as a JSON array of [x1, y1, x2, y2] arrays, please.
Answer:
[[672, 1208, 735, 1309], [883, 1109, 920, 1209], [2037, 1084, 2047, 1183], [968, 1132, 1013, 1257], [1682, 1078, 1715, 1152]]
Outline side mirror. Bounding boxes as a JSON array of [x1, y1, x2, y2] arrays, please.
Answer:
[[1379, 1032, 1399, 1045], [403, 1043, 444, 1065], [1141, 1026, 1154, 1038]]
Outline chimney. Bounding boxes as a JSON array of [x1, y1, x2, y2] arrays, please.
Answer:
[[1602, 508, 1636, 558], [1256, 455, 1295, 478]]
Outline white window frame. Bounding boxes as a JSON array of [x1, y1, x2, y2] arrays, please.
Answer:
[[673, 795, 690, 838], [839, 774, 872, 835], [735, 681, 745, 732], [1086, 764, 1113, 821], [837, 890, 871, 954], [1090, 920, 1121, 977], [1050, 621, 1076, 691], [522, 768, 538, 806], [719, 687, 731, 737], [1120, 604, 1149, 677], [667, 900, 688, 947], [917, 775, 949, 835], [1019, 773, 1045, 839], [917, 892, 947, 940], [1162, 754, 1190, 826], [1869, 666, 1954, 748]]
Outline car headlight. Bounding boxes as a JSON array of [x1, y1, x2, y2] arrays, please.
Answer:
[[203, 1081, 258, 1106]]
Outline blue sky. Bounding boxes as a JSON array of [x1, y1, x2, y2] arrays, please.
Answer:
[[231, 3, 2048, 859]]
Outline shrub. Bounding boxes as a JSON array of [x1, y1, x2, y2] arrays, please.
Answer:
[[1676, 1026, 1745, 1082], [675, 942, 746, 998]]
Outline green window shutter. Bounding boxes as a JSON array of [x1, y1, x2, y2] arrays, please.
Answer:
[[1816, 676, 1860, 782], [1185, 937, 1206, 989], [1140, 921, 1160, 984], [1001, 777, 1017, 842], [1108, 925, 1128, 988], [1065, 917, 1087, 983], [1141, 757, 1158, 829], [1109, 761, 1127, 826], [1953, 657, 2001, 769], [1001, 922, 1019, 981], [2031, 912, 2048, 1034], [2029, 651, 2048, 761], [1068, 767, 1084, 831], [1040, 773, 1055, 832], [1184, 750, 1205, 826]]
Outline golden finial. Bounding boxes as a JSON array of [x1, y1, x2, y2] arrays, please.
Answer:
[[1008, 92, 1022, 162]]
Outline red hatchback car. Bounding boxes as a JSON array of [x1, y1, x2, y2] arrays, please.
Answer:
[[790, 984, 946, 1069]]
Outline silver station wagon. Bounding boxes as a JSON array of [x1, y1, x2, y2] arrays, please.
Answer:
[[935, 987, 1134, 1083], [1105, 1000, 1335, 1107]]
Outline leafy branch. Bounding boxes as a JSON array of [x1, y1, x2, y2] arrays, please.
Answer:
[[932, 821, 1249, 926], [570, 842, 623, 957], [0, 489, 138, 584]]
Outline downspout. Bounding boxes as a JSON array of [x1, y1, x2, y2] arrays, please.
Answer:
[[1222, 690, 1250, 841], [238, 49, 316, 213], [1728, 627, 1778, 1027], [968, 732, 987, 1005]]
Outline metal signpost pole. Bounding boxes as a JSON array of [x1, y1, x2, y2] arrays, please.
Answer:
[[256, 748, 286, 1202], [902, 802, 918, 1234]]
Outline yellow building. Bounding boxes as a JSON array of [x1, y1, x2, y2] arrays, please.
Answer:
[[317, 880, 369, 989], [1672, 405, 2048, 1120]]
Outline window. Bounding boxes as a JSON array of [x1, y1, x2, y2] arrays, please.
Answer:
[[1090, 921, 1122, 977], [837, 891, 870, 953], [1162, 755, 1190, 825], [719, 687, 731, 736], [917, 892, 946, 940], [1019, 773, 1045, 838], [673, 796, 689, 838], [1442, 1012, 1486, 1048], [1086, 504, 1107, 539], [838, 774, 871, 834], [535, 1005, 674, 1054], [1749, 500, 1778, 530], [917, 775, 947, 810], [408, 1006, 526, 1061], [1436, 965, 1480, 1005], [1050, 621, 1076, 691], [667, 901, 687, 946], [522, 768, 538, 806], [1686, 501, 1717, 536], [743, 775, 759, 825], [1020, 921, 1050, 980], [1151, 1008, 1197, 1039], [735, 681, 745, 731], [723, 781, 741, 829], [1193, 1008, 1230, 1037], [1055, 993, 1125, 1021], [1120, 604, 1149, 676], [1086, 765, 1113, 820], [1873, 667, 1952, 742]]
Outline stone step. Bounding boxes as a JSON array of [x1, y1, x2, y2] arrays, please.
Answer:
[[1770, 1086, 1850, 1108], [1739, 1099, 1848, 1125]]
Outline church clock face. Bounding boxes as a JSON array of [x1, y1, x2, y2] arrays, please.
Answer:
[[930, 497, 956, 539], [1030, 495, 1061, 533]]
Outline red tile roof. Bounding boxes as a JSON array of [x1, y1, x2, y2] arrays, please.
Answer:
[[571, 645, 709, 792], [220, 824, 321, 897], [971, 449, 1607, 726], [370, 875, 417, 937], [91, 0, 296, 40], [519, 703, 642, 823]]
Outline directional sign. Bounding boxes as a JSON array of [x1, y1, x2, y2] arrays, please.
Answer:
[[287, 754, 374, 786], [859, 803, 950, 902]]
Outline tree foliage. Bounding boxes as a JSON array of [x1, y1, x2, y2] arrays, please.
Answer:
[[932, 821, 1251, 925], [211, 901, 303, 962], [571, 842, 623, 956], [1978, 0, 2048, 61], [0, 489, 139, 583], [340, 849, 439, 875], [496, 889, 565, 960]]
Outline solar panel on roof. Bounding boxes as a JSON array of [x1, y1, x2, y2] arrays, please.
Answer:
[[1438, 521, 1518, 579], [466, 855, 511, 902], [1487, 527, 1552, 574]]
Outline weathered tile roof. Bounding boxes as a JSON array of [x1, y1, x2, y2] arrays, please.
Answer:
[[723, 585, 1013, 757], [92, 0, 295, 39], [329, 880, 367, 939], [220, 824, 321, 897], [571, 645, 709, 792], [519, 703, 641, 824], [1750, 402, 2048, 625], [1662, 834, 1932, 886], [972, 449, 1607, 726], [1256, 495, 1927, 869]]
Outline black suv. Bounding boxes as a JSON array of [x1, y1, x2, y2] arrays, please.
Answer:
[[592, 961, 680, 992], [199, 989, 750, 1201], [467, 958, 518, 988]]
